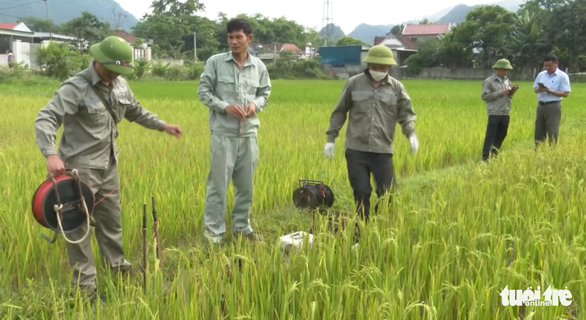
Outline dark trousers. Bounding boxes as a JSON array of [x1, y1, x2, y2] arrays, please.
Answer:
[[345, 148, 396, 222], [482, 115, 510, 161], [534, 101, 561, 147]]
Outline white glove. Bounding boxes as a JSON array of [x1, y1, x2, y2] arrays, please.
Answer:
[[324, 142, 335, 159], [409, 134, 419, 155]]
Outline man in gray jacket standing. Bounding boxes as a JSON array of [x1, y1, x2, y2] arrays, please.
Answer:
[[197, 18, 271, 245], [480, 59, 517, 162], [323, 45, 418, 222]]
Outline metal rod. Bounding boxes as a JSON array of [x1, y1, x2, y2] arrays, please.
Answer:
[[151, 196, 169, 294], [142, 202, 147, 292], [151, 196, 159, 262]]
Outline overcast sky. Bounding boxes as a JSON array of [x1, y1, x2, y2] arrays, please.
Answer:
[[117, 0, 503, 34]]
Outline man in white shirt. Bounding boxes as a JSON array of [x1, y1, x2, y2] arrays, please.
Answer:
[[533, 54, 571, 147]]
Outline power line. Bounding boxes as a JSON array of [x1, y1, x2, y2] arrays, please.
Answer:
[[0, 0, 42, 11], [0, 11, 20, 18]]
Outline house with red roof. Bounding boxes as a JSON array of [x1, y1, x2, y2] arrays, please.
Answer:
[[112, 29, 137, 44], [249, 42, 304, 64], [401, 23, 452, 43], [1, 21, 153, 68], [0, 22, 34, 52], [373, 34, 418, 66], [1, 21, 80, 68], [0, 22, 35, 67], [369, 23, 452, 66]]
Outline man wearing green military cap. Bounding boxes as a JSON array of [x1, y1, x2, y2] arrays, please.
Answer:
[[324, 45, 418, 222], [480, 58, 517, 162], [35, 36, 182, 303]]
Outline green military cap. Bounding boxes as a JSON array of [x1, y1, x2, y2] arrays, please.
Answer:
[[492, 59, 513, 70], [89, 36, 134, 75], [362, 45, 396, 66]]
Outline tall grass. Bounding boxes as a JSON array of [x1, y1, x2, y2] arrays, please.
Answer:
[[0, 79, 584, 319]]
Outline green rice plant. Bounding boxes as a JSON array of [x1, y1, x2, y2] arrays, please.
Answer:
[[0, 79, 584, 319]]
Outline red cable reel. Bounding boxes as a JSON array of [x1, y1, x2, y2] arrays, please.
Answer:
[[31, 169, 95, 243]]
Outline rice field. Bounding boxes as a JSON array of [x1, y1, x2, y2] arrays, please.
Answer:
[[1, 78, 585, 319]]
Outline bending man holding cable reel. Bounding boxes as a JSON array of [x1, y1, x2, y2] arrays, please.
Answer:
[[34, 36, 181, 304], [324, 45, 418, 223]]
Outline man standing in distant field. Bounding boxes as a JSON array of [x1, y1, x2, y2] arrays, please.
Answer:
[[197, 18, 271, 245], [35, 36, 182, 304], [480, 58, 517, 162], [533, 54, 571, 147], [323, 45, 418, 223]]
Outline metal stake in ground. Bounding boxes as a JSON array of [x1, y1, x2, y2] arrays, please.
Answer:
[[142, 202, 147, 292], [150, 196, 169, 294], [152, 196, 161, 267]]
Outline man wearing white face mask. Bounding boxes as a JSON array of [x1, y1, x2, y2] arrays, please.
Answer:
[[323, 45, 418, 222]]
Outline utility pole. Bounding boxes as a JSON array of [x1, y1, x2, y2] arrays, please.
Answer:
[[193, 31, 197, 62], [44, 0, 52, 40]]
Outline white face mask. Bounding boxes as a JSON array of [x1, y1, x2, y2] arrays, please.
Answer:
[[370, 70, 387, 81]]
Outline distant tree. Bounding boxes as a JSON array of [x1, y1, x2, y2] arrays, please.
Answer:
[[541, 0, 586, 69], [17, 16, 59, 33], [149, 0, 205, 16], [110, 6, 128, 30], [304, 27, 326, 48], [390, 24, 404, 35], [419, 18, 433, 24], [405, 39, 442, 73], [60, 11, 112, 53], [446, 5, 516, 68], [504, 8, 549, 71], [335, 36, 367, 46]]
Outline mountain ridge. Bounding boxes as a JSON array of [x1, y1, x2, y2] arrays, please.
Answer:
[[1, 0, 525, 46], [0, 0, 139, 32], [340, 0, 525, 45]]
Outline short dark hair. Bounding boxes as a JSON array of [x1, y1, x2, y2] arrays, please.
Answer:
[[544, 54, 558, 63], [227, 18, 252, 35]]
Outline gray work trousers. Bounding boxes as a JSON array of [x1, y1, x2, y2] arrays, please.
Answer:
[[203, 134, 259, 243], [534, 101, 561, 147], [64, 153, 131, 289]]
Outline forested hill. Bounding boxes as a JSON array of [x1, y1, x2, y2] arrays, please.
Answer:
[[0, 0, 139, 32], [318, 23, 393, 46], [348, 24, 393, 44], [434, 0, 524, 23]]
